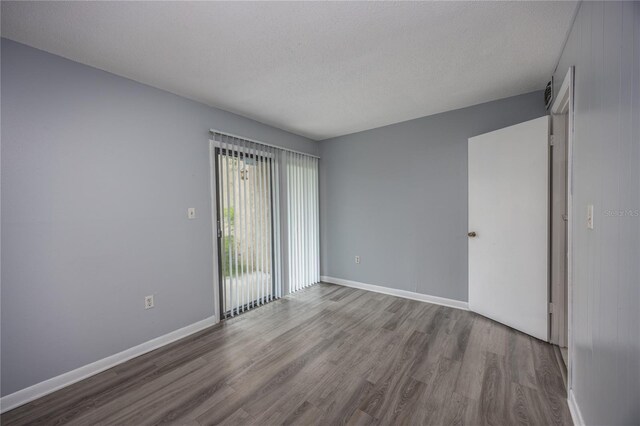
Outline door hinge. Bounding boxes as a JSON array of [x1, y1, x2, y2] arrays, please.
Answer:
[[548, 302, 554, 313], [549, 135, 555, 146], [217, 220, 222, 238]]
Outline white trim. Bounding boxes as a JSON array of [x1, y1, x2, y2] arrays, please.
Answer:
[[553, 67, 575, 393], [321, 276, 468, 311], [552, 68, 572, 114], [567, 389, 585, 426], [0, 315, 219, 414]]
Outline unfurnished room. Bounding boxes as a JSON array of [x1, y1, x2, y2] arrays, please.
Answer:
[[0, 1, 638, 425]]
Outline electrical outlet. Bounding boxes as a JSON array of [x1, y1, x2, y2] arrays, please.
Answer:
[[187, 208, 196, 219], [145, 295, 155, 310], [355, 255, 360, 264]]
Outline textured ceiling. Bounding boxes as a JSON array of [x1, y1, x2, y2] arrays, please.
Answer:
[[1, 1, 577, 140]]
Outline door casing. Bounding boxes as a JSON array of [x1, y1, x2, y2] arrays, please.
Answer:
[[550, 67, 575, 394]]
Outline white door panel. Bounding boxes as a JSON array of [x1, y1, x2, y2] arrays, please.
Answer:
[[468, 116, 549, 341]]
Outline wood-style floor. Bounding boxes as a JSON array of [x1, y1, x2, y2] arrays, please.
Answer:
[[2, 283, 572, 425]]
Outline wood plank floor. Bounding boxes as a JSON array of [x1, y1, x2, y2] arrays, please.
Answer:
[[1, 283, 572, 425]]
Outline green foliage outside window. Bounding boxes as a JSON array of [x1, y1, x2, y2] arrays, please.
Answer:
[[221, 207, 255, 277]]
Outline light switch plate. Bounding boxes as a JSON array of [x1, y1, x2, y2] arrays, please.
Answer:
[[587, 204, 594, 229], [188, 208, 196, 219]]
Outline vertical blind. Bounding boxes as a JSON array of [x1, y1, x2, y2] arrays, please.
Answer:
[[211, 133, 283, 317], [210, 131, 319, 317], [286, 151, 320, 292]]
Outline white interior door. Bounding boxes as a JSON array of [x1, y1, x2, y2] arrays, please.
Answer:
[[468, 116, 549, 341]]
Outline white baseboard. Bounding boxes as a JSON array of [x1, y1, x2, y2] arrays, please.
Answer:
[[0, 315, 219, 414], [567, 389, 585, 426], [320, 276, 468, 311]]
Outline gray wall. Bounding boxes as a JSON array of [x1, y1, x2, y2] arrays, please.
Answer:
[[0, 39, 317, 397], [319, 91, 545, 302], [553, 2, 639, 424]]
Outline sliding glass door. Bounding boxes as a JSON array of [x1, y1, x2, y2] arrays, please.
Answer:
[[214, 142, 276, 318], [210, 131, 318, 319]]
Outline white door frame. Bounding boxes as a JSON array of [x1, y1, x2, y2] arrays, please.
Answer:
[[209, 139, 222, 323], [551, 67, 574, 393]]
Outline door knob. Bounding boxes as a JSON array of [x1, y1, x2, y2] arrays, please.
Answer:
[[468, 231, 477, 237]]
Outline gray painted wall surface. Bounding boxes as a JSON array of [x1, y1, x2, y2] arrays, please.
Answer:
[[319, 91, 545, 302], [553, 2, 639, 424], [0, 39, 316, 396]]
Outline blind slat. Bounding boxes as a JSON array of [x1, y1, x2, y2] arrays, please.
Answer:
[[250, 141, 257, 307], [240, 137, 248, 312]]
